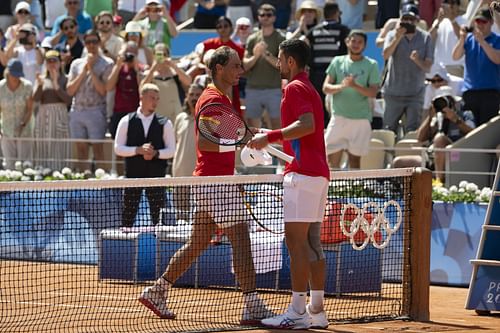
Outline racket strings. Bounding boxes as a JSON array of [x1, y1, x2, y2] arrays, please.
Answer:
[[197, 104, 248, 145]]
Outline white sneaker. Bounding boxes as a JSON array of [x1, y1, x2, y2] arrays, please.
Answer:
[[306, 304, 329, 329], [261, 306, 312, 329], [240, 299, 275, 325], [138, 285, 176, 319]]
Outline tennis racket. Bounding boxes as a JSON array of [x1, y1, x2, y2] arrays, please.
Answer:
[[196, 102, 293, 163], [239, 184, 284, 234]]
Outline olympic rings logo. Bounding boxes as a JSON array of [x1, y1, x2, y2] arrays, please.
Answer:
[[339, 200, 403, 251]]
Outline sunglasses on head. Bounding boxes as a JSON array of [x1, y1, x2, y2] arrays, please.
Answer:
[[258, 13, 274, 18], [17, 10, 30, 15]]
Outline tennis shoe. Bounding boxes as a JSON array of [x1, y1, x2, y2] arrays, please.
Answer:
[[306, 304, 329, 329], [139, 285, 175, 319], [261, 305, 312, 329], [240, 300, 275, 325]]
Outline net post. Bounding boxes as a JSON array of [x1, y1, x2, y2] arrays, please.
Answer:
[[407, 167, 432, 321]]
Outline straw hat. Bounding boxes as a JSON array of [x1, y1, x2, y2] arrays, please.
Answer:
[[295, 0, 321, 20], [120, 21, 144, 39]]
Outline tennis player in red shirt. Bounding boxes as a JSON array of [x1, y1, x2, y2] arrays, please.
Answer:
[[248, 38, 330, 329], [139, 46, 273, 325]]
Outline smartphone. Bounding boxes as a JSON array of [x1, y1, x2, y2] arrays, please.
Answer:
[[400, 22, 416, 34], [155, 52, 164, 63]]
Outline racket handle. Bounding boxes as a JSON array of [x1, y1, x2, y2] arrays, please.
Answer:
[[264, 145, 293, 163]]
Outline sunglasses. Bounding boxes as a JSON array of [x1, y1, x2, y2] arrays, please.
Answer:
[[46, 58, 59, 63], [63, 24, 75, 31], [216, 24, 230, 29], [99, 20, 112, 25], [427, 78, 444, 83], [17, 10, 30, 15], [474, 18, 489, 24], [84, 39, 99, 45], [258, 13, 274, 18], [238, 25, 250, 30], [127, 31, 141, 36]]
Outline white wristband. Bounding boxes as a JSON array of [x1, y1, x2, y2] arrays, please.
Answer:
[[219, 145, 236, 153]]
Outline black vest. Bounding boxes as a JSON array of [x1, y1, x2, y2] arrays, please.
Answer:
[[125, 113, 167, 178]]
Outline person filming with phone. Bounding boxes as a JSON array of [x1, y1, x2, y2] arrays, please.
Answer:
[[416, 85, 476, 182], [382, 3, 434, 135]]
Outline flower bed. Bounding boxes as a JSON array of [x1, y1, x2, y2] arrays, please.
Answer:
[[432, 179, 492, 204]]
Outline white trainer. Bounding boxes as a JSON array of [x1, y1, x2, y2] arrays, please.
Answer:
[[138, 285, 176, 319], [240, 299, 275, 325], [261, 306, 312, 329], [306, 304, 329, 329]]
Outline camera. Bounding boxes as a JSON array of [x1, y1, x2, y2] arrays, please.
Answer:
[[400, 22, 416, 34], [465, 26, 474, 33], [432, 96, 453, 112], [124, 52, 135, 62]]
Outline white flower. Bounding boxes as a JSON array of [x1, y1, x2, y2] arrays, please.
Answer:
[[459, 180, 468, 189], [20, 176, 31, 181], [23, 168, 36, 176], [61, 167, 72, 175], [22, 161, 32, 169], [458, 188, 465, 193], [0, 170, 7, 178], [14, 161, 22, 171], [42, 168, 52, 177], [466, 182, 478, 192], [94, 168, 106, 178], [10, 170, 23, 180], [449, 185, 458, 193], [52, 171, 64, 179], [34, 175, 43, 181]]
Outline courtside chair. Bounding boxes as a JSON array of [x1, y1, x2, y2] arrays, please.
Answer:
[[360, 138, 386, 170]]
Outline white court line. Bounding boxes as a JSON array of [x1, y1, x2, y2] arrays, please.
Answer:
[[0, 299, 142, 313]]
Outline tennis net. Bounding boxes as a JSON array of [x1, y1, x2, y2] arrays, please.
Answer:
[[0, 168, 431, 332]]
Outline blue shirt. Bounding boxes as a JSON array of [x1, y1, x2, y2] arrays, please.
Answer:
[[463, 32, 500, 92], [50, 11, 93, 38], [336, 0, 366, 29]]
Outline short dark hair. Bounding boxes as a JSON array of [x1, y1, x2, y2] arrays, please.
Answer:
[[216, 16, 232, 28], [279, 38, 310, 69], [59, 16, 77, 29], [323, 1, 340, 19], [347, 29, 367, 44], [258, 3, 276, 15], [208, 46, 237, 78], [83, 29, 100, 41]]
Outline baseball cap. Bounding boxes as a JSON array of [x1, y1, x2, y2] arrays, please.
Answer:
[[7, 58, 24, 78], [20, 23, 37, 34], [15, 1, 31, 13], [146, 0, 161, 5], [474, 8, 493, 21], [433, 86, 461, 102], [235, 17, 251, 27], [401, 4, 419, 18], [426, 62, 450, 81]]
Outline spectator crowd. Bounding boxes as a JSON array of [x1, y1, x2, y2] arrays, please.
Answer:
[[0, 0, 498, 184]]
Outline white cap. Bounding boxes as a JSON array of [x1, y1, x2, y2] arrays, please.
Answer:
[[426, 62, 450, 81], [240, 147, 272, 167], [433, 85, 461, 102], [15, 1, 31, 13], [235, 17, 251, 27], [146, 0, 161, 5]]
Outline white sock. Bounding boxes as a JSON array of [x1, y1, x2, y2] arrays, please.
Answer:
[[291, 291, 307, 314], [309, 290, 324, 313], [156, 276, 171, 295], [243, 291, 259, 309]]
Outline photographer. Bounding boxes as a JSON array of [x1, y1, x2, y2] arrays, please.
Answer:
[[452, 8, 500, 125], [417, 86, 476, 182], [382, 4, 434, 134], [106, 41, 145, 139]]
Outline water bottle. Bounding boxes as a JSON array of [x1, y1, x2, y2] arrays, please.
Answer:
[[437, 112, 444, 132]]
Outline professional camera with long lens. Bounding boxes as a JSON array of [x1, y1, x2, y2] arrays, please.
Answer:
[[432, 95, 454, 112], [124, 52, 135, 63]]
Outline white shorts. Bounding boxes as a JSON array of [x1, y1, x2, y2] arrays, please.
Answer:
[[193, 185, 250, 229], [283, 172, 329, 223], [324, 115, 372, 156]]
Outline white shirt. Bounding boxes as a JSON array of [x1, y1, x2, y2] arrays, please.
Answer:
[[114, 109, 176, 159], [423, 75, 464, 110], [434, 15, 467, 67]]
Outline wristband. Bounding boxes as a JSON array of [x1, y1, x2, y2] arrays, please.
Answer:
[[267, 129, 283, 143], [219, 145, 236, 153]]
